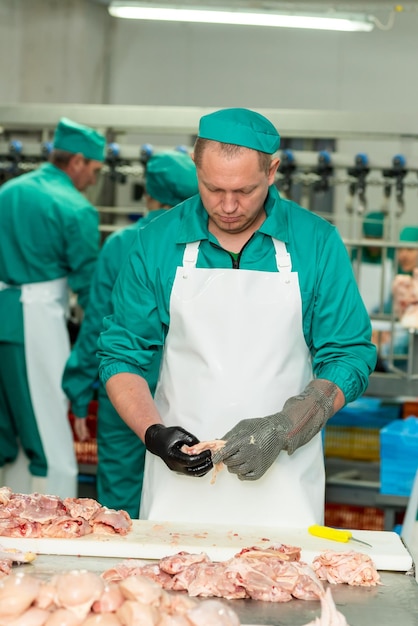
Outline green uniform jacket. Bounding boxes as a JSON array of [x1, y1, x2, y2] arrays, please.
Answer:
[[0, 163, 100, 343], [62, 210, 166, 417], [98, 187, 377, 404]]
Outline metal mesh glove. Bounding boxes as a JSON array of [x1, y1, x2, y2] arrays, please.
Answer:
[[212, 380, 338, 481], [145, 424, 213, 477]]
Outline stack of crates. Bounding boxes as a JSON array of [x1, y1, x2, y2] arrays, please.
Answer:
[[324, 396, 401, 530], [324, 396, 401, 462]]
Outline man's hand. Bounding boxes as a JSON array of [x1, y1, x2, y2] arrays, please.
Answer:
[[212, 380, 340, 481], [145, 424, 213, 477]]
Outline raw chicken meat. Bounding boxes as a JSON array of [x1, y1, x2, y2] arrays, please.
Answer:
[[182, 440, 226, 483], [0, 571, 242, 626], [0, 543, 36, 578], [312, 551, 381, 587], [184, 441, 226, 455], [186, 599, 241, 626], [102, 544, 324, 602], [302, 587, 349, 626], [0, 488, 132, 539], [0, 572, 41, 619]]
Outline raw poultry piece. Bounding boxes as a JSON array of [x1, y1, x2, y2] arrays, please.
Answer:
[[0, 488, 132, 538], [312, 551, 381, 587], [0, 570, 241, 625], [184, 441, 226, 455], [0, 544, 36, 578], [302, 587, 349, 626], [182, 440, 226, 483]]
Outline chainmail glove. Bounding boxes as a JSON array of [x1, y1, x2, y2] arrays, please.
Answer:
[[145, 424, 213, 477], [212, 379, 339, 481]]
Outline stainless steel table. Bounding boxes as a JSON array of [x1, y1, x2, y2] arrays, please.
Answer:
[[21, 554, 418, 626]]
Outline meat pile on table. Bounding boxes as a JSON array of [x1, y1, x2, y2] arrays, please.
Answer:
[[0, 487, 132, 538], [312, 550, 381, 587], [102, 544, 380, 600], [0, 569, 242, 626]]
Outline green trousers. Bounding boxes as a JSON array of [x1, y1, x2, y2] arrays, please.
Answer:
[[0, 342, 47, 476]]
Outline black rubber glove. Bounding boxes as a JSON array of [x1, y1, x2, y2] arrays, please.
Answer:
[[212, 380, 339, 481], [145, 424, 213, 477]]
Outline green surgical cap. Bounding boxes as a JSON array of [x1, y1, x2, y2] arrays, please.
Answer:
[[53, 117, 106, 162], [399, 226, 418, 244], [198, 108, 280, 154], [363, 211, 385, 238], [146, 151, 198, 207]]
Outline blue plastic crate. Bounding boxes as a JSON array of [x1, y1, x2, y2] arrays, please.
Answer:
[[380, 416, 418, 496], [328, 397, 401, 428]]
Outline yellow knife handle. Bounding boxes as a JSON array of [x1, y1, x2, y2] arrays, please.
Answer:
[[308, 525, 352, 543]]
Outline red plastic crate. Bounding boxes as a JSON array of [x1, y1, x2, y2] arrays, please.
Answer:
[[325, 503, 384, 531]]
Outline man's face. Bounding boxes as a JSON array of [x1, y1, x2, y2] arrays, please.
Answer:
[[72, 156, 103, 191], [196, 145, 279, 239]]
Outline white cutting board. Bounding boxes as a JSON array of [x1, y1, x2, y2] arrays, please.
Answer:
[[0, 520, 413, 572]]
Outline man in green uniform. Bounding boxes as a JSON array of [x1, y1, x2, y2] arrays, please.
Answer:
[[0, 117, 106, 498], [98, 108, 376, 527], [62, 150, 198, 517]]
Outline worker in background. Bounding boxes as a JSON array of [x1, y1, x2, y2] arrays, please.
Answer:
[[352, 210, 394, 315], [0, 117, 106, 498], [97, 108, 376, 527], [376, 226, 418, 371], [62, 150, 198, 517]]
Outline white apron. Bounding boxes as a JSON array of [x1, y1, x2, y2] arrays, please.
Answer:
[[140, 239, 325, 527], [3, 278, 77, 498]]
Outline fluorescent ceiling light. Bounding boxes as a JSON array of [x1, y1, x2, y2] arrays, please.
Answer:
[[108, 3, 375, 32]]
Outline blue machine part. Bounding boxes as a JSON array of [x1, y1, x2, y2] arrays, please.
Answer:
[[9, 140, 23, 155], [107, 142, 120, 158], [175, 145, 189, 154], [140, 143, 154, 164], [281, 148, 295, 164], [318, 150, 332, 165], [354, 152, 368, 167], [392, 154, 406, 168], [41, 141, 53, 156]]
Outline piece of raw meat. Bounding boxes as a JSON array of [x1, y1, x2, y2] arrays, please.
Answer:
[[312, 551, 381, 587]]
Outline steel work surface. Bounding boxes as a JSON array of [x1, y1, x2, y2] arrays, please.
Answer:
[[17, 554, 418, 626]]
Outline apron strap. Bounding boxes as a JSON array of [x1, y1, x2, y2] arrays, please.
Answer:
[[182, 241, 200, 277], [0, 281, 18, 291], [272, 238, 292, 272], [182, 239, 291, 274]]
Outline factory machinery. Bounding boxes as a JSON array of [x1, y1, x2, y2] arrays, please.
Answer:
[[2, 104, 418, 400]]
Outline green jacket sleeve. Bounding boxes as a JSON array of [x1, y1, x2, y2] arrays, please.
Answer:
[[62, 230, 132, 416]]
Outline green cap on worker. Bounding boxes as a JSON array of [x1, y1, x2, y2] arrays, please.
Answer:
[[198, 108, 280, 154], [363, 211, 385, 238], [400, 226, 418, 244], [53, 117, 106, 162], [146, 150, 198, 207]]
